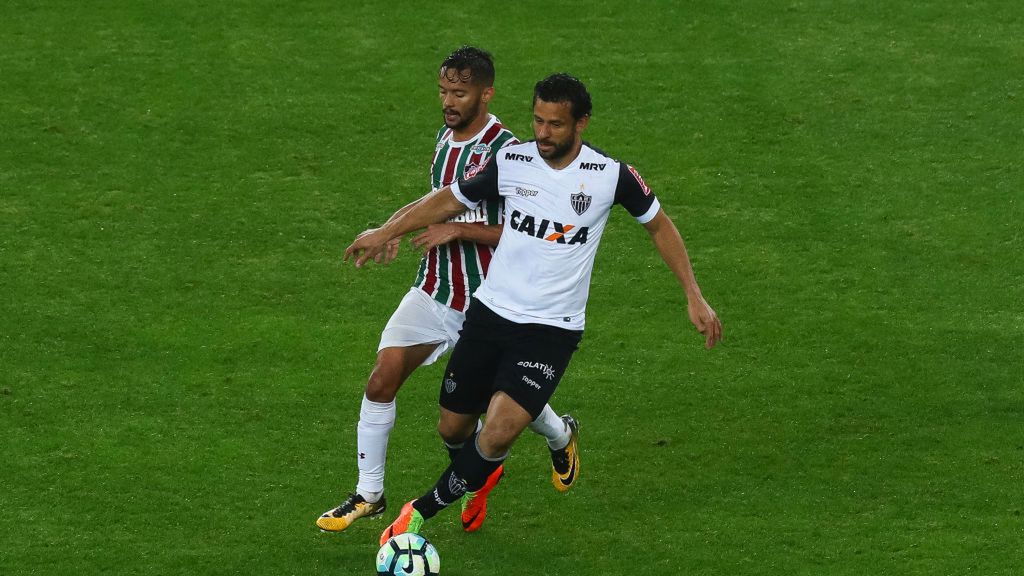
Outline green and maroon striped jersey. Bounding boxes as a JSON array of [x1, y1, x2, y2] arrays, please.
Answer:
[[413, 114, 516, 312]]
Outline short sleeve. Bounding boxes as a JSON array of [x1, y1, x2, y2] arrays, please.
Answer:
[[614, 163, 660, 223], [451, 154, 500, 208]]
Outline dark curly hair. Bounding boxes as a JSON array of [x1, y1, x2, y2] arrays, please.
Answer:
[[439, 46, 495, 87], [533, 73, 592, 120]]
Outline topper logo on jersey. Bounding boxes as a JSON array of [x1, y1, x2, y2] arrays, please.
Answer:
[[579, 162, 606, 171], [505, 152, 534, 162], [509, 209, 589, 244]]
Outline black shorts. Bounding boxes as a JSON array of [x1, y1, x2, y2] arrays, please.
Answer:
[[440, 300, 582, 420]]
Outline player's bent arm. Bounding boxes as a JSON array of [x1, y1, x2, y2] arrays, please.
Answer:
[[383, 196, 425, 227], [451, 223, 502, 246], [642, 208, 723, 348], [410, 222, 501, 253]]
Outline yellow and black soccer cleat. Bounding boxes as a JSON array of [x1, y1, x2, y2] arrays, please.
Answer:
[[550, 415, 579, 493], [316, 493, 387, 532]]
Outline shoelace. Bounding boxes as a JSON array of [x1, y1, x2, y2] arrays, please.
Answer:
[[335, 494, 362, 515]]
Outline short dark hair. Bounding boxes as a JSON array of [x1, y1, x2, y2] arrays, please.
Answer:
[[533, 73, 592, 120], [439, 46, 495, 87]]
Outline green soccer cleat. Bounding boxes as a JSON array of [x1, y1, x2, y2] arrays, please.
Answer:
[[379, 501, 426, 545], [461, 464, 504, 532], [316, 493, 387, 532], [550, 414, 579, 493]]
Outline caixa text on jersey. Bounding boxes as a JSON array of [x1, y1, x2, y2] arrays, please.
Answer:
[[508, 209, 589, 245]]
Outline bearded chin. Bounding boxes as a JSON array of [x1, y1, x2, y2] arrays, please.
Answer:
[[447, 102, 481, 130], [539, 139, 573, 160]]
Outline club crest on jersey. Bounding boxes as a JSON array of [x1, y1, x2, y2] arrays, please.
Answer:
[[509, 209, 589, 245], [627, 165, 652, 196], [463, 156, 491, 179], [570, 185, 592, 215]]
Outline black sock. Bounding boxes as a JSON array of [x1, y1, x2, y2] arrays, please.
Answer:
[[444, 431, 475, 463], [457, 435, 505, 492], [413, 437, 506, 519], [412, 464, 464, 520]]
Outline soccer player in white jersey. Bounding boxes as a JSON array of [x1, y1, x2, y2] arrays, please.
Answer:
[[317, 48, 579, 535], [346, 72, 723, 544]]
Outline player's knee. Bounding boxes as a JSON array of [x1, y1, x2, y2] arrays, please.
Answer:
[[477, 427, 516, 457], [437, 416, 475, 444], [365, 368, 401, 403]]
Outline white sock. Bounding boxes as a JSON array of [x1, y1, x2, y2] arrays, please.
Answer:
[[355, 395, 395, 501], [528, 404, 570, 450]]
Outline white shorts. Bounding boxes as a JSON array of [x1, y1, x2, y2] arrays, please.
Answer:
[[378, 288, 467, 366]]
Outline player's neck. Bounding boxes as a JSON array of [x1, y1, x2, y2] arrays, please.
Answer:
[[542, 139, 583, 171], [451, 112, 491, 142]]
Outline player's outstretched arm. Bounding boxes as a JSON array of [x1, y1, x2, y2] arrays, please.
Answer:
[[344, 186, 468, 268], [642, 208, 723, 349], [411, 223, 502, 253], [375, 196, 427, 263]]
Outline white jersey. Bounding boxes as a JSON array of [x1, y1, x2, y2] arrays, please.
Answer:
[[451, 140, 660, 330]]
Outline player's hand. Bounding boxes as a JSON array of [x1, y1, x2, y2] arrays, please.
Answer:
[[687, 296, 723, 349], [344, 228, 390, 268], [383, 237, 401, 263], [411, 223, 459, 253]]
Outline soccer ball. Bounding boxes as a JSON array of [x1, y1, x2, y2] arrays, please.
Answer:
[[375, 533, 440, 576]]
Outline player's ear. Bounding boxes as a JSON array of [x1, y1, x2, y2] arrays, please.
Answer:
[[481, 86, 495, 104], [575, 114, 590, 134]]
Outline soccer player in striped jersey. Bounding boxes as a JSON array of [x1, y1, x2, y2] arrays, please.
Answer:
[[345, 72, 722, 547], [317, 47, 579, 535]]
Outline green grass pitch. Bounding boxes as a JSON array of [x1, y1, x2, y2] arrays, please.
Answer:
[[2, 1, 1022, 574]]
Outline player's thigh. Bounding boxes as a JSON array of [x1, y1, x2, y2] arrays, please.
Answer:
[[366, 344, 440, 401], [493, 324, 582, 421], [378, 288, 454, 366], [437, 406, 480, 444], [438, 337, 499, 417], [438, 310, 503, 417]]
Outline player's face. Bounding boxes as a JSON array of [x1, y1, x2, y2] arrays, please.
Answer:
[[438, 67, 492, 131], [532, 99, 588, 162]]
